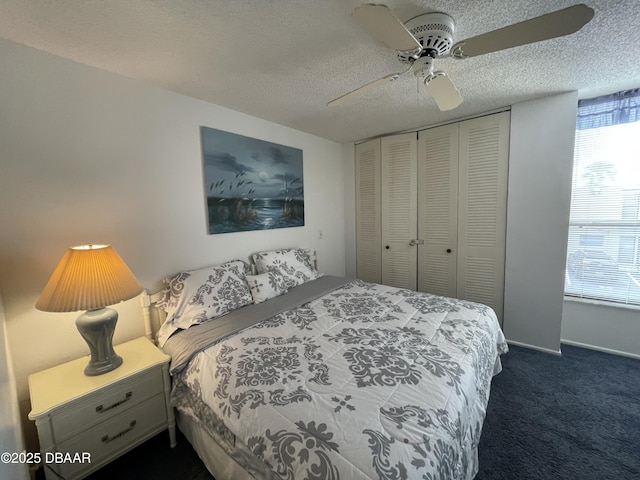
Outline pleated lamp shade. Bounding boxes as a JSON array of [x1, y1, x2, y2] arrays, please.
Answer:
[[36, 244, 142, 312]]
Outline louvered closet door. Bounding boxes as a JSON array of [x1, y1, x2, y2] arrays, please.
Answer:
[[381, 133, 418, 289], [355, 139, 382, 283], [417, 123, 459, 297], [457, 111, 510, 321]]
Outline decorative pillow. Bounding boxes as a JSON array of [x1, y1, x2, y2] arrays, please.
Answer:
[[155, 260, 252, 346], [252, 248, 318, 288], [246, 270, 289, 304]]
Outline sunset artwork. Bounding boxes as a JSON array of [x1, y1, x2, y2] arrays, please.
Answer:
[[201, 127, 304, 234]]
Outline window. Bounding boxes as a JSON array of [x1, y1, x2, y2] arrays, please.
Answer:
[[565, 89, 640, 306]]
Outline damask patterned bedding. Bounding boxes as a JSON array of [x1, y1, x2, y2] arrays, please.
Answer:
[[162, 276, 508, 480]]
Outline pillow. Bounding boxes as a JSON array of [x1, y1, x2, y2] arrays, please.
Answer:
[[155, 259, 252, 346], [246, 270, 289, 304], [252, 248, 318, 288]]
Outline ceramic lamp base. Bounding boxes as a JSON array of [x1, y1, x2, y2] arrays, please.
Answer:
[[76, 307, 123, 376]]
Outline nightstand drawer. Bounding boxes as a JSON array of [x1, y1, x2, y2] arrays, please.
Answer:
[[51, 367, 164, 441], [54, 393, 168, 480]]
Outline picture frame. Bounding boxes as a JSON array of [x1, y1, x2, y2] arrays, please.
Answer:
[[201, 127, 304, 234]]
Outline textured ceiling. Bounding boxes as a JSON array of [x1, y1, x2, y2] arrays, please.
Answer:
[[1, 1, 639, 143]]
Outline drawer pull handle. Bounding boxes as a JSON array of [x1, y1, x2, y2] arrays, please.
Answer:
[[101, 420, 137, 444], [96, 391, 132, 413]]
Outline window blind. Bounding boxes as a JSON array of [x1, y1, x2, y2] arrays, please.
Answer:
[[565, 89, 640, 305]]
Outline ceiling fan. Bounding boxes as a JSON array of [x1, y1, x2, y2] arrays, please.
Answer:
[[328, 3, 594, 110]]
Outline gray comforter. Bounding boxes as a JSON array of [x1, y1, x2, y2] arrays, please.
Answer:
[[164, 276, 508, 480]]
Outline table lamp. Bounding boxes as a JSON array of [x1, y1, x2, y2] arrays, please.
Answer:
[[35, 244, 143, 376]]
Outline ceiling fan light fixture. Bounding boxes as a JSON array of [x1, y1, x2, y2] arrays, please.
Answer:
[[425, 72, 463, 111], [413, 55, 435, 79]]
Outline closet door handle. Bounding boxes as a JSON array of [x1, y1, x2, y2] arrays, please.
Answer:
[[385, 245, 390, 250], [446, 248, 452, 253]]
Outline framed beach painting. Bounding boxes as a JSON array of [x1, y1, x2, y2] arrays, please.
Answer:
[[200, 127, 304, 234]]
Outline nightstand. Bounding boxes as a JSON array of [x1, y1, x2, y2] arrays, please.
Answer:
[[28, 337, 176, 480]]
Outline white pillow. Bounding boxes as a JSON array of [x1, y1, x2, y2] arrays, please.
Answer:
[[246, 270, 289, 304], [155, 260, 252, 346], [252, 248, 318, 288]]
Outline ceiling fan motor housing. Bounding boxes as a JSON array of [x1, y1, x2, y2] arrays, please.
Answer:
[[398, 12, 455, 61]]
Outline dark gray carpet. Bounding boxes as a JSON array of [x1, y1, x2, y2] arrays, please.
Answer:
[[476, 344, 640, 480], [76, 344, 639, 479]]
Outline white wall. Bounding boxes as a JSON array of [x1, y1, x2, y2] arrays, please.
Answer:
[[503, 92, 578, 354], [0, 296, 29, 480], [562, 297, 640, 359], [0, 38, 346, 450]]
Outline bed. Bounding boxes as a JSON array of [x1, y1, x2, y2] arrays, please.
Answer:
[[143, 249, 508, 480]]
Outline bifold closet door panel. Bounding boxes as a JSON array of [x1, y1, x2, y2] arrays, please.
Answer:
[[355, 110, 509, 316], [417, 123, 459, 298], [355, 138, 382, 283], [457, 111, 510, 321], [381, 132, 417, 290]]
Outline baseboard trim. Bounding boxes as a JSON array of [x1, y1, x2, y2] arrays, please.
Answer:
[[560, 339, 640, 360], [506, 339, 562, 356]]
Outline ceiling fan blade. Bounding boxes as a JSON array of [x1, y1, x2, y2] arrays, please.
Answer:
[[450, 3, 594, 58], [425, 73, 463, 111], [327, 72, 403, 107], [352, 4, 422, 53]]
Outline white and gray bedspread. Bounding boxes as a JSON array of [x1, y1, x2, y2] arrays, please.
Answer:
[[162, 276, 508, 480]]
